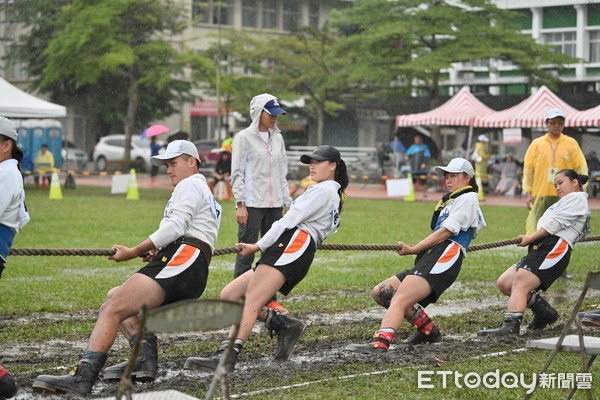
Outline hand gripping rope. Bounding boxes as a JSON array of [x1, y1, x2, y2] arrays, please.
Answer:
[[8, 235, 600, 257]]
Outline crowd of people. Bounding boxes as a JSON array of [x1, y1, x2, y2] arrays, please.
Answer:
[[0, 104, 596, 397]]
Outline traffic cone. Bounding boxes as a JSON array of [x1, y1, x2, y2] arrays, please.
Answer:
[[49, 170, 62, 200], [476, 176, 485, 201], [404, 172, 415, 202], [126, 169, 139, 200], [64, 170, 76, 189]]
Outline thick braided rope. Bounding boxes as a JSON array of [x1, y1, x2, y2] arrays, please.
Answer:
[[9, 235, 600, 257]]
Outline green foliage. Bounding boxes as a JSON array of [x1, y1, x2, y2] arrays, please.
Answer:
[[5, 0, 213, 137], [331, 0, 577, 106]]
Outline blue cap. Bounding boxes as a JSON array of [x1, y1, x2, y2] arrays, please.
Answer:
[[263, 99, 286, 116]]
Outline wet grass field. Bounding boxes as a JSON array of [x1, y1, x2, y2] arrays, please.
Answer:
[[1, 185, 599, 399]]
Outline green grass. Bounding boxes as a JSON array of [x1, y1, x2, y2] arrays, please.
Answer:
[[2, 185, 599, 399]]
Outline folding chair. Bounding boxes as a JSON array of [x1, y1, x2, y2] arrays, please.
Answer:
[[115, 298, 243, 400], [524, 271, 600, 400]]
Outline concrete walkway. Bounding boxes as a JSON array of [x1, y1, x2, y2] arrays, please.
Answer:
[[67, 172, 600, 210]]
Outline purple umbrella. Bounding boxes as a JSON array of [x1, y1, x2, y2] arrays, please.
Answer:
[[141, 125, 169, 138]]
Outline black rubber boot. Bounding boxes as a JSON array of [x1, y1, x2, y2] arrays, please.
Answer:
[[402, 324, 442, 344], [477, 313, 522, 336], [32, 352, 108, 395], [265, 309, 307, 361], [345, 329, 396, 354], [103, 334, 158, 382], [0, 364, 18, 399], [184, 340, 243, 372], [527, 293, 559, 330]]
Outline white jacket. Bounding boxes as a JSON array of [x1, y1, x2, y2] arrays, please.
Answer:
[[0, 159, 29, 234], [149, 174, 222, 251], [230, 93, 292, 208], [257, 180, 341, 250], [537, 191, 591, 248]]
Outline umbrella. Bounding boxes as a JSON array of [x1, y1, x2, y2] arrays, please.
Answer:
[[141, 125, 170, 138]]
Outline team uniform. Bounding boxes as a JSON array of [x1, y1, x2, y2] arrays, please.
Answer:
[[512, 191, 590, 290], [396, 187, 486, 306], [255, 180, 341, 295], [140, 173, 222, 304], [0, 158, 30, 276]]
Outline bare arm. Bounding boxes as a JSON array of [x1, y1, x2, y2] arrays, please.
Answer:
[[397, 228, 452, 255]]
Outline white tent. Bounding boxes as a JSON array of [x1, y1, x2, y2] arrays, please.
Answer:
[[0, 77, 66, 118]]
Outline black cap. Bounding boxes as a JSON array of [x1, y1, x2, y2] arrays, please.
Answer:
[[300, 145, 341, 164]]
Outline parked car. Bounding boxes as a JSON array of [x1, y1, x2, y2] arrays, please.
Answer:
[[194, 139, 222, 169], [61, 140, 88, 169], [92, 134, 151, 172]]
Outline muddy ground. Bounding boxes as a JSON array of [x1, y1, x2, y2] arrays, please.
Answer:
[[1, 295, 577, 400]]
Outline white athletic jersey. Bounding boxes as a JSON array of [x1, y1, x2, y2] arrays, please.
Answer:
[[537, 191, 590, 248], [149, 174, 221, 251], [256, 180, 341, 251], [0, 159, 29, 234]]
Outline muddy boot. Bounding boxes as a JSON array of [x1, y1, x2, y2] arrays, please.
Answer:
[[477, 313, 522, 336], [403, 325, 442, 344], [103, 334, 158, 382], [184, 339, 243, 373], [345, 329, 396, 354], [402, 306, 442, 344], [265, 309, 307, 361], [32, 352, 107, 395], [527, 292, 559, 330], [0, 364, 18, 399]]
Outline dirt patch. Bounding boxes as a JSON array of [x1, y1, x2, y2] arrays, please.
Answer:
[[3, 295, 578, 400]]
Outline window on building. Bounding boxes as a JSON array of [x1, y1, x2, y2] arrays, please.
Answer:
[[192, 0, 210, 23], [192, 0, 232, 25], [543, 31, 576, 58], [262, 0, 278, 29], [590, 31, 600, 63], [463, 59, 490, 68], [242, 0, 257, 28], [309, 0, 320, 28], [213, 0, 232, 25], [283, 1, 299, 31]]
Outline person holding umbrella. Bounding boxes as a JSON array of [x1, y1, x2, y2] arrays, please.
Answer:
[[142, 125, 169, 186]]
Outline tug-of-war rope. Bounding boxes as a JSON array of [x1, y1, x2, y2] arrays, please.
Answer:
[[9, 235, 600, 257]]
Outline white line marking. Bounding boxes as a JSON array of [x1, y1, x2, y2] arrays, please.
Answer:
[[227, 347, 528, 398]]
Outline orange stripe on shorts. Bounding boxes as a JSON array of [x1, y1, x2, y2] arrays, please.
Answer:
[[547, 239, 568, 259], [167, 244, 196, 266], [438, 243, 460, 263], [284, 230, 309, 253]]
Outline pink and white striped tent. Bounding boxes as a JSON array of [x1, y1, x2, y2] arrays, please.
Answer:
[[473, 85, 578, 128], [395, 86, 495, 127], [566, 104, 600, 127]]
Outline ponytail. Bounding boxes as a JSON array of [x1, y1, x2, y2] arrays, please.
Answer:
[[334, 159, 349, 213]]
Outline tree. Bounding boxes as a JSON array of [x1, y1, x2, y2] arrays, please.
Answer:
[[6, 0, 214, 159], [331, 0, 578, 144], [209, 24, 354, 145]]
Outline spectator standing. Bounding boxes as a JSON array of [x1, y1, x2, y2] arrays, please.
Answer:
[[230, 93, 292, 312], [34, 143, 54, 186], [390, 133, 406, 177], [472, 134, 490, 188], [221, 131, 234, 152], [522, 109, 587, 236], [149, 136, 163, 186]]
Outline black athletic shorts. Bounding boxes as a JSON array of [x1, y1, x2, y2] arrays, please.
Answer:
[[396, 240, 464, 307], [255, 228, 316, 296], [511, 235, 571, 291], [138, 241, 209, 305]]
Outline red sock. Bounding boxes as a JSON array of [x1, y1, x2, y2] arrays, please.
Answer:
[[372, 329, 396, 350], [410, 309, 436, 335]]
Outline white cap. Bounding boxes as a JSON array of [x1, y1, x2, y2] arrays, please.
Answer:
[[545, 108, 566, 120], [434, 158, 475, 177], [477, 134, 489, 142], [151, 140, 200, 166], [0, 116, 18, 141]]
